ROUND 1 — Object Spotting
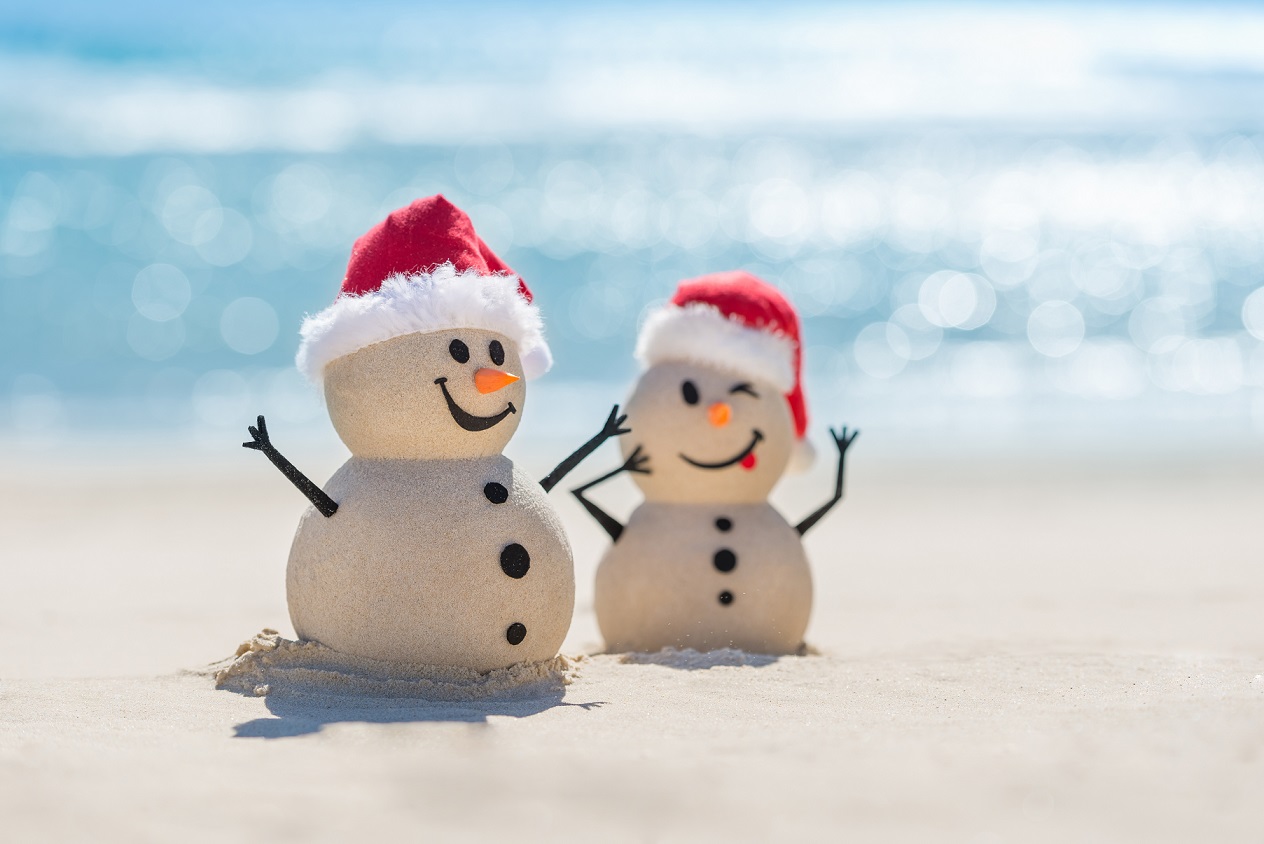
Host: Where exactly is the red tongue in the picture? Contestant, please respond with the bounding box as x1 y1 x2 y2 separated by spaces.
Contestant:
740 452 757 471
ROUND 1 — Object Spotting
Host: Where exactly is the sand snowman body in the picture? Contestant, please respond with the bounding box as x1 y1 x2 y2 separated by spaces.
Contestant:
251 196 606 673
582 358 815 655
288 455 574 672
595 501 810 653
580 274 853 656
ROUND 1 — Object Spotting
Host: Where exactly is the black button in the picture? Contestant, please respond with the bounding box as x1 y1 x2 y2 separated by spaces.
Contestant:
713 549 737 573
715 517 732 532
506 622 526 645
484 482 509 504
718 591 734 606
500 543 530 579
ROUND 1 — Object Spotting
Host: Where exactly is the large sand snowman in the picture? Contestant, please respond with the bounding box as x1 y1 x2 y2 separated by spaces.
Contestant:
575 272 858 655
244 196 627 672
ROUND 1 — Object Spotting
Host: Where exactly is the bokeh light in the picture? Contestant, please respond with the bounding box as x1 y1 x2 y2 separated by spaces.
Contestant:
1027 301 1086 358
1244 287 1264 341
2 3 1263 446
220 297 279 355
131 264 192 322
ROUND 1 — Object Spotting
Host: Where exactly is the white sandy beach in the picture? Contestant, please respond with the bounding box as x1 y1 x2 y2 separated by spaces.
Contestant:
2 444 1262 842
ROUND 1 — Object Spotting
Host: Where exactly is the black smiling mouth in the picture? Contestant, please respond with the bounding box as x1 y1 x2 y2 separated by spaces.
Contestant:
679 429 763 470
434 377 516 432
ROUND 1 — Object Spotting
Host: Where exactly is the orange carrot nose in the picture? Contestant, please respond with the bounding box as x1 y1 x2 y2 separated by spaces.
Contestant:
708 402 732 428
474 368 521 394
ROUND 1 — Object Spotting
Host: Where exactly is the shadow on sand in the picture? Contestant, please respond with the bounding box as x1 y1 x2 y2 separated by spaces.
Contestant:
234 682 604 738
216 631 602 738
616 645 814 671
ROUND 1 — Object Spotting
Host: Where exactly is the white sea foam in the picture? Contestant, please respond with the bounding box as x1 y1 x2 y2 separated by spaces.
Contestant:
3 6 1264 154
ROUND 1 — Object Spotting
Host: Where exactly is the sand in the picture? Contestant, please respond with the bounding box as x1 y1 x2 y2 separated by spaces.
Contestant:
211 629 581 700
1 443 1262 842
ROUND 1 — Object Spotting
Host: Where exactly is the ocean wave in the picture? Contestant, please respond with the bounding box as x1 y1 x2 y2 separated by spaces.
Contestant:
3 5 1264 155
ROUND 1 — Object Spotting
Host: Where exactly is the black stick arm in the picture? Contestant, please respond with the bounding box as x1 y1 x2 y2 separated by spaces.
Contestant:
261 448 340 518
539 404 631 493
795 427 858 537
568 445 652 543
243 415 339 518
571 469 628 542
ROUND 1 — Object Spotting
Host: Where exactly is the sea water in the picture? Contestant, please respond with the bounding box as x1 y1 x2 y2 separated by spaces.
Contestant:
2 2 1262 456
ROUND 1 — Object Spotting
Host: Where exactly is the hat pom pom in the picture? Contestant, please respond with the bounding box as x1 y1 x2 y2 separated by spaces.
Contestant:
787 437 816 474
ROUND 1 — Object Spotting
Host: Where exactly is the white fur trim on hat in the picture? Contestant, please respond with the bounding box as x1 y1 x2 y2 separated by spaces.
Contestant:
296 264 552 384
786 436 816 473
635 303 796 393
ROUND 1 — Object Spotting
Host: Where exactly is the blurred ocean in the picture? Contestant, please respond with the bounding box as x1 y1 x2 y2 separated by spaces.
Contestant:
2 1 1263 456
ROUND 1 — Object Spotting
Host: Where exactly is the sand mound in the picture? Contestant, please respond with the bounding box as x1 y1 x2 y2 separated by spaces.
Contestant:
208 629 583 700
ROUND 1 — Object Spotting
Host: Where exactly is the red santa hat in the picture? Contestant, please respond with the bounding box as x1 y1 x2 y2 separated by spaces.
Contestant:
296 195 551 383
636 270 814 470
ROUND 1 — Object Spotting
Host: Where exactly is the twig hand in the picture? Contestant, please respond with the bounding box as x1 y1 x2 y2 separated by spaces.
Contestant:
831 426 859 456
795 426 859 537
622 444 652 475
243 415 273 452
600 404 632 439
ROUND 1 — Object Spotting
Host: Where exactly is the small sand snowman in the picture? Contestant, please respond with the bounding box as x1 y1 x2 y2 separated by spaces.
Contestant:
573 272 858 655
244 196 627 672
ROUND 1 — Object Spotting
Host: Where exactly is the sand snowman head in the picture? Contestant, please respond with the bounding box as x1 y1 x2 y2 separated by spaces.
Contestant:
295 196 551 460
624 271 813 504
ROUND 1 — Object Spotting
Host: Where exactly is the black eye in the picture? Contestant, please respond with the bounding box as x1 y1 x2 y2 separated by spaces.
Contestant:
449 339 470 363
681 380 699 405
489 340 505 366
730 383 758 398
